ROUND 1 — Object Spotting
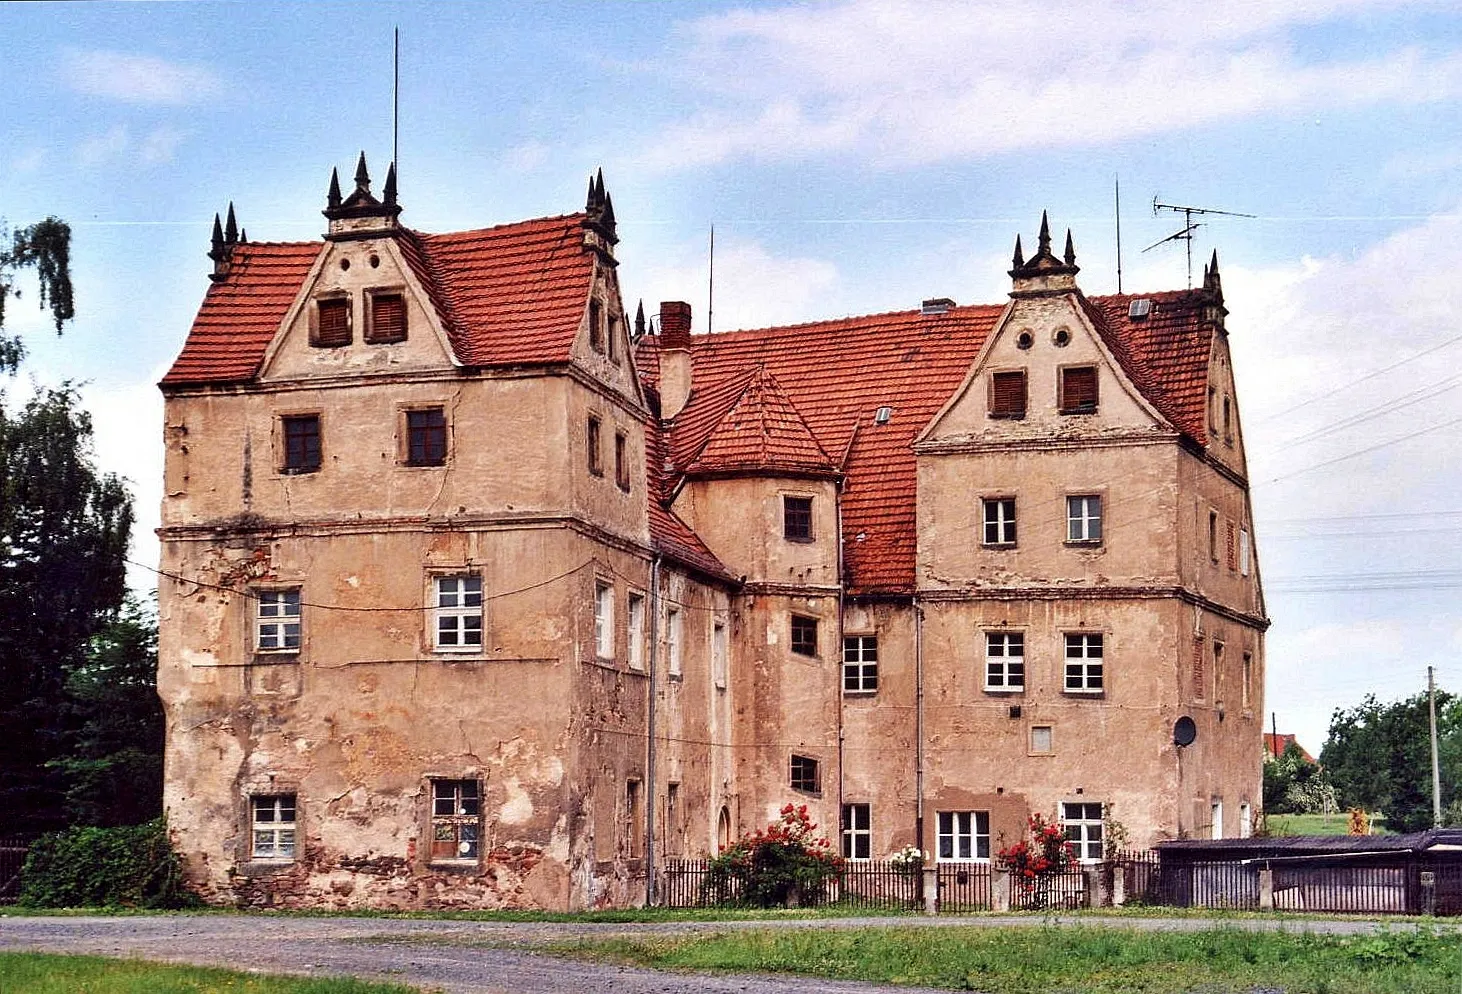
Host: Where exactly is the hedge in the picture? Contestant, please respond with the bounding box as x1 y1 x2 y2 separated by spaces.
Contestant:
18 818 193 908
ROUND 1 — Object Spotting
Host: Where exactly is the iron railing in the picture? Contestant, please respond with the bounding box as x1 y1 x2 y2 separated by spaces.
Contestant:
0 835 34 905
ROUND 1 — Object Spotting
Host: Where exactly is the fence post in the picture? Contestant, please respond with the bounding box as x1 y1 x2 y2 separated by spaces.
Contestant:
991 867 1011 912
1085 864 1109 908
1257 866 1274 911
1112 861 1127 906
921 863 938 915
1421 870 1436 916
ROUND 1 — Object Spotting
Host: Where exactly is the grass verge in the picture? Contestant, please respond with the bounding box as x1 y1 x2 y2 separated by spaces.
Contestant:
0 952 421 994
551 923 1462 993
0 902 915 922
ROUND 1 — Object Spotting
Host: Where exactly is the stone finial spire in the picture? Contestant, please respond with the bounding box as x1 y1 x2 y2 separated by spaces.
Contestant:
582 166 619 256
383 162 398 207
224 202 238 245
209 213 224 259
207 206 240 283
1008 211 1079 294
1202 249 1227 327
323 151 401 239
634 299 646 339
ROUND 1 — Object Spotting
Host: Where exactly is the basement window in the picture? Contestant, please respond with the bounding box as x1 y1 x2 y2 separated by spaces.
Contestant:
431 779 481 861
313 297 351 348
1059 366 1098 414
366 291 407 344
790 754 820 793
251 794 297 860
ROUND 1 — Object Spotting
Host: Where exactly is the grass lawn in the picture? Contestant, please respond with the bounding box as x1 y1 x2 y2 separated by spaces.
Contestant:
0 952 422 994
554 924 1462 993
1267 812 1392 836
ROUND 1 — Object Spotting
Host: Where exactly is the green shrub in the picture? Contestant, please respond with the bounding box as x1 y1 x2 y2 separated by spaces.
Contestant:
705 804 843 907
18 818 194 908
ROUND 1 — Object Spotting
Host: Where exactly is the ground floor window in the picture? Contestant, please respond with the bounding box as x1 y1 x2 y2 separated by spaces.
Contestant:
431 779 481 860
841 803 871 860
251 794 296 860
936 810 989 860
1061 801 1104 861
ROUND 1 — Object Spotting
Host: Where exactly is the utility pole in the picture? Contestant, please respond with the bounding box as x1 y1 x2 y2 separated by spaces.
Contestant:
1429 666 1442 828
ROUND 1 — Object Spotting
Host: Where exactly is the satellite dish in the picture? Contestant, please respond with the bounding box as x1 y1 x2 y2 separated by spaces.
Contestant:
1174 716 1197 747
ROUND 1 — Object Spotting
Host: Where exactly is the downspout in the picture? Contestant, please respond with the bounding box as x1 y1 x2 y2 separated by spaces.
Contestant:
914 596 925 854
835 475 846 844
644 552 661 905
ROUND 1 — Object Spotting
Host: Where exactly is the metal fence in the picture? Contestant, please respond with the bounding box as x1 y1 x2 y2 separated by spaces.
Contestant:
659 858 925 911
1008 865 1089 910
0 836 33 905
935 861 992 912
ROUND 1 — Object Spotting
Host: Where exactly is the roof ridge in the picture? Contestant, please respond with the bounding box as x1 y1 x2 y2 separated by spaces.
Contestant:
411 212 586 242
685 302 1001 341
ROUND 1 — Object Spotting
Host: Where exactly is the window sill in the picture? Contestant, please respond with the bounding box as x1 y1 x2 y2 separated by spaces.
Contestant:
252 651 300 663
428 859 481 873
239 858 297 875
1063 688 1106 698
279 467 321 477
667 671 683 682
433 647 487 657
843 689 878 698
981 543 1017 550
983 686 1024 695
988 411 1026 420
1064 540 1102 549
400 462 448 470
784 535 815 544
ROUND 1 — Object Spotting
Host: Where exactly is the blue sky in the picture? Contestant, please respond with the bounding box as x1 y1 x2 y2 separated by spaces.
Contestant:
4 0 1462 757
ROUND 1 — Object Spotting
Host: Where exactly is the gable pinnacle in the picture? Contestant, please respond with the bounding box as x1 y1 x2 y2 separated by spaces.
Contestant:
595 168 606 203
383 162 398 207
585 175 599 212
354 151 371 193
327 167 342 210
224 203 238 245
634 299 646 338
1037 210 1052 253
1063 229 1076 267
209 213 224 258
1012 234 1024 268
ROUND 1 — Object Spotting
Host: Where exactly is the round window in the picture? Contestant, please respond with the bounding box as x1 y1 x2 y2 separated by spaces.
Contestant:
1053 328 1071 347
338 257 351 271
1016 331 1034 350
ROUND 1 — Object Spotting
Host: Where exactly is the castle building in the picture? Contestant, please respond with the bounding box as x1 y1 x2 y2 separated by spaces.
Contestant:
158 159 1266 909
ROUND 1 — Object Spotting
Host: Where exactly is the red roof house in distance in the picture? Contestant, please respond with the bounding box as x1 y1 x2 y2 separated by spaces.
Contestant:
157 162 1269 912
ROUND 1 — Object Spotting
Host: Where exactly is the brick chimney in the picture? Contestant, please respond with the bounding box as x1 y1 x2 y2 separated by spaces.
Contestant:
659 301 693 419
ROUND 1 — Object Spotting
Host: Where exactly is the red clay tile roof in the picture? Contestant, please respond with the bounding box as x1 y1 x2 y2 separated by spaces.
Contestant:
676 365 836 478
1264 732 1317 764
644 405 734 581
161 215 594 386
639 289 1217 595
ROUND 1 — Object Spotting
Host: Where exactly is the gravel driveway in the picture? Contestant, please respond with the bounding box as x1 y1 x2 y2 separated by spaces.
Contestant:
0 912 1443 994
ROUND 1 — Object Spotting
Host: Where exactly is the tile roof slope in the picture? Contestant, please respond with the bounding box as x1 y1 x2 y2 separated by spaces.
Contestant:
161 214 594 386
642 291 1216 595
643 407 734 581
161 242 320 386
681 366 837 477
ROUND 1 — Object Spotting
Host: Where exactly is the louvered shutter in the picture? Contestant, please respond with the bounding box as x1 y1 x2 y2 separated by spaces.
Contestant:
1061 366 1098 412
368 294 407 343
990 371 1027 417
315 298 351 347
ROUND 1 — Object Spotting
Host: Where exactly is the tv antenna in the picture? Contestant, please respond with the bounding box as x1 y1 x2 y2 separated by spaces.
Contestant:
1144 198 1255 288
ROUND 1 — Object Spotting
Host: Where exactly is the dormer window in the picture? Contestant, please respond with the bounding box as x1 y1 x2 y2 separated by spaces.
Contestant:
313 297 351 348
366 292 407 344
990 371 1027 419
1060 366 1098 414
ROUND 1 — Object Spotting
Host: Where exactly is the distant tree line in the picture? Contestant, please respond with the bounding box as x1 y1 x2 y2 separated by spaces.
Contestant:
0 217 162 835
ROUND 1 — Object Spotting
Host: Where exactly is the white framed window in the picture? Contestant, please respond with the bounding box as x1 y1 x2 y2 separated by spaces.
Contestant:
627 593 646 671
1239 528 1251 576
594 580 614 659
1064 632 1104 693
842 635 878 693
936 810 990 861
434 574 483 652
841 803 871 860
251 794 296 860
1211 799 1224 840
1061 801 1103 861
256 589 301 653
985 632 1024 691
1066 495 1102 544
982 498 1016 546
712 619 728 689
431 779 481 861
666 606 682 677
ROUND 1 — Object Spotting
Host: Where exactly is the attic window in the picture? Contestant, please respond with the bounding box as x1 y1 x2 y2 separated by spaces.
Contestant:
366 292 407 344
1059 366 1098 414
1128 298 1152 320
314 297 351 348
989 371 1027 419
874 406 893 425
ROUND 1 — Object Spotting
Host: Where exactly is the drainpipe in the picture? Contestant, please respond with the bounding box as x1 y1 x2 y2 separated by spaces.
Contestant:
835 477 846 847
644 552 661 905
914 596 926 854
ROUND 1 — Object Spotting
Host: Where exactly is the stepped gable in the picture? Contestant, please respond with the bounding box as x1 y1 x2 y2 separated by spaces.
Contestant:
1094 289 1215 445
674 365 836 478
162 242 320 386
161 213 595 387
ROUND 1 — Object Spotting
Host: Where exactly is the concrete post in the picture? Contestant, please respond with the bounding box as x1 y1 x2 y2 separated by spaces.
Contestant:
1258 867 1274 910
922 864 938 916
1421 870 1436 916
1112 863 1127 906
1085 864 1110 908
991 867 1011 912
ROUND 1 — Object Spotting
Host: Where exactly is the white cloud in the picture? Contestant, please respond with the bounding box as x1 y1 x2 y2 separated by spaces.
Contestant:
505 141 551 172
61 48 221 105
79 125 131 167
139 126 186 164
638 0 1462 170
12 147 45 174
632 237 841 332
75 124 187 167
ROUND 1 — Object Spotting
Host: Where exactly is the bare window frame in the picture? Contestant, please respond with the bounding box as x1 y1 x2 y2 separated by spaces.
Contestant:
790 614 819 657
783 495 814 542
790 754 820 793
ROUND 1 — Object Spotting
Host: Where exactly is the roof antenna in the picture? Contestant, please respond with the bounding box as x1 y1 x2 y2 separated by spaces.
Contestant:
707 223 715 336
392 26 400 175
1114 175 1123 295
1146 198 1254 288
